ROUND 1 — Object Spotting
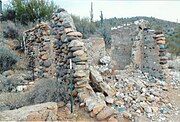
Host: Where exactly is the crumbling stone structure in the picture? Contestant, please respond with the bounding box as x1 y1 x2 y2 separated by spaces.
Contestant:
24 9 115 120
111 25 137 69
111 20 169 80
50 8 91 98
24 23 55 79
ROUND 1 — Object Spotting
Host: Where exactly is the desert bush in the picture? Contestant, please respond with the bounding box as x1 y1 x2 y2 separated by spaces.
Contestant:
100 25 111 48
8 0 57 24
23 78 69 106
72 15 96 39
3 21 19 39
0 46 18 73
0 77 70 110
0 92 23 111
0 74 23 92
1 9 16 22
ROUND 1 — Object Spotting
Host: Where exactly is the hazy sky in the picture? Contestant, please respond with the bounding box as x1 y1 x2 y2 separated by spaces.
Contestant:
54 0 180 22
2 0 180 22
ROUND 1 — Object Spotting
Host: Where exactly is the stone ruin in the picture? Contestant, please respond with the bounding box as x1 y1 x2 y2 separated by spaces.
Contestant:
24 22 55 79
23 9 170 121
24 8 115 120
111 19 169 80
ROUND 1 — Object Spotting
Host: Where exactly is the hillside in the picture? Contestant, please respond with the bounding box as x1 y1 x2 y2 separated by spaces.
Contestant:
98 16 179 31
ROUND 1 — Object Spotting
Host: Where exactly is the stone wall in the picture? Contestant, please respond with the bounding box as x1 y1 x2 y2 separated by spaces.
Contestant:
24 22 55 79
111 21 169 80
111 25 137 69
24 8 116 120
83 37 106 65
50 8 90 98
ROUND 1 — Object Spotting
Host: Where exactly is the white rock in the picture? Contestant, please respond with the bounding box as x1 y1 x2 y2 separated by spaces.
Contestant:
16 85 27 92
100 56 111 64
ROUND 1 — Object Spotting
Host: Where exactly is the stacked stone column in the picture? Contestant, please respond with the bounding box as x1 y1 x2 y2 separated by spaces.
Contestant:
154 32 169 80
24 22 54 79
50 9 91 99
50 9 115 120
24 28 36 80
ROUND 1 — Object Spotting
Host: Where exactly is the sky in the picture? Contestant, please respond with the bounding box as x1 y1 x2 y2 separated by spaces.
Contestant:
54 0 180 23
2 0 180 22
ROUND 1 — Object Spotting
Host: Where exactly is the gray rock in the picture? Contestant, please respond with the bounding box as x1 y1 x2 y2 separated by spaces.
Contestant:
43 60 52 67
2 70 14 77
22 74 33 80
96 106 115 120
105 96 114 104
100 56 111 64
90 66 103 83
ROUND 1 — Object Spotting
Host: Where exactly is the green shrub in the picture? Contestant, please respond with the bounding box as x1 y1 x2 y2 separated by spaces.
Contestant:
166 26 180 55
8 0 57 24
3 21 19 39
0 46 18 73
0 92 23 111
23 78 69 106
72 15 96 39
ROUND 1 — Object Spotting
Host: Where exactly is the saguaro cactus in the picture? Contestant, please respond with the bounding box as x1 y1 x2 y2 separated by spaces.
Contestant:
90 2 93 23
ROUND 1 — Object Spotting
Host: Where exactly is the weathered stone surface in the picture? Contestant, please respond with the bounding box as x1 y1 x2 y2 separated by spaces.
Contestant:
67 32 82 37
43 60 52 67
64 28 73 34
41 54 48 60
100 56 111 64
123 112 132 119
92 103 106 115
90 66 103 83
68 39 84 48
105 96 114 104
78 54 88 61
2 70 14 77
0 102 58 121
108 116 118 122
96 106 115 120
73 50 84 56
99 82 116 96
74 70 86 78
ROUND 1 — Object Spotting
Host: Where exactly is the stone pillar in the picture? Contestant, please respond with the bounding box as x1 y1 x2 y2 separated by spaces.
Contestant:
50 9 91 99
140 29 163 79
24 22 54 79
154 31 169 80
24 28 36 80
50 8 115 120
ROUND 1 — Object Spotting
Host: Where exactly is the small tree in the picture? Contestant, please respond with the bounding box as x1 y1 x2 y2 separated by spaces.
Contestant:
8 0 57 24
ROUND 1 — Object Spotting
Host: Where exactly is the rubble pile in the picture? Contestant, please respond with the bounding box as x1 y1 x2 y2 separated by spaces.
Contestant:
90 66 178 121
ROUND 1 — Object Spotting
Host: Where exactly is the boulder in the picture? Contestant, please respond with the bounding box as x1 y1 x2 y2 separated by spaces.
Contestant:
90 66 103 83
2 70 14 77
92 103 106 115
96 106 115 120
0 102 58 121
